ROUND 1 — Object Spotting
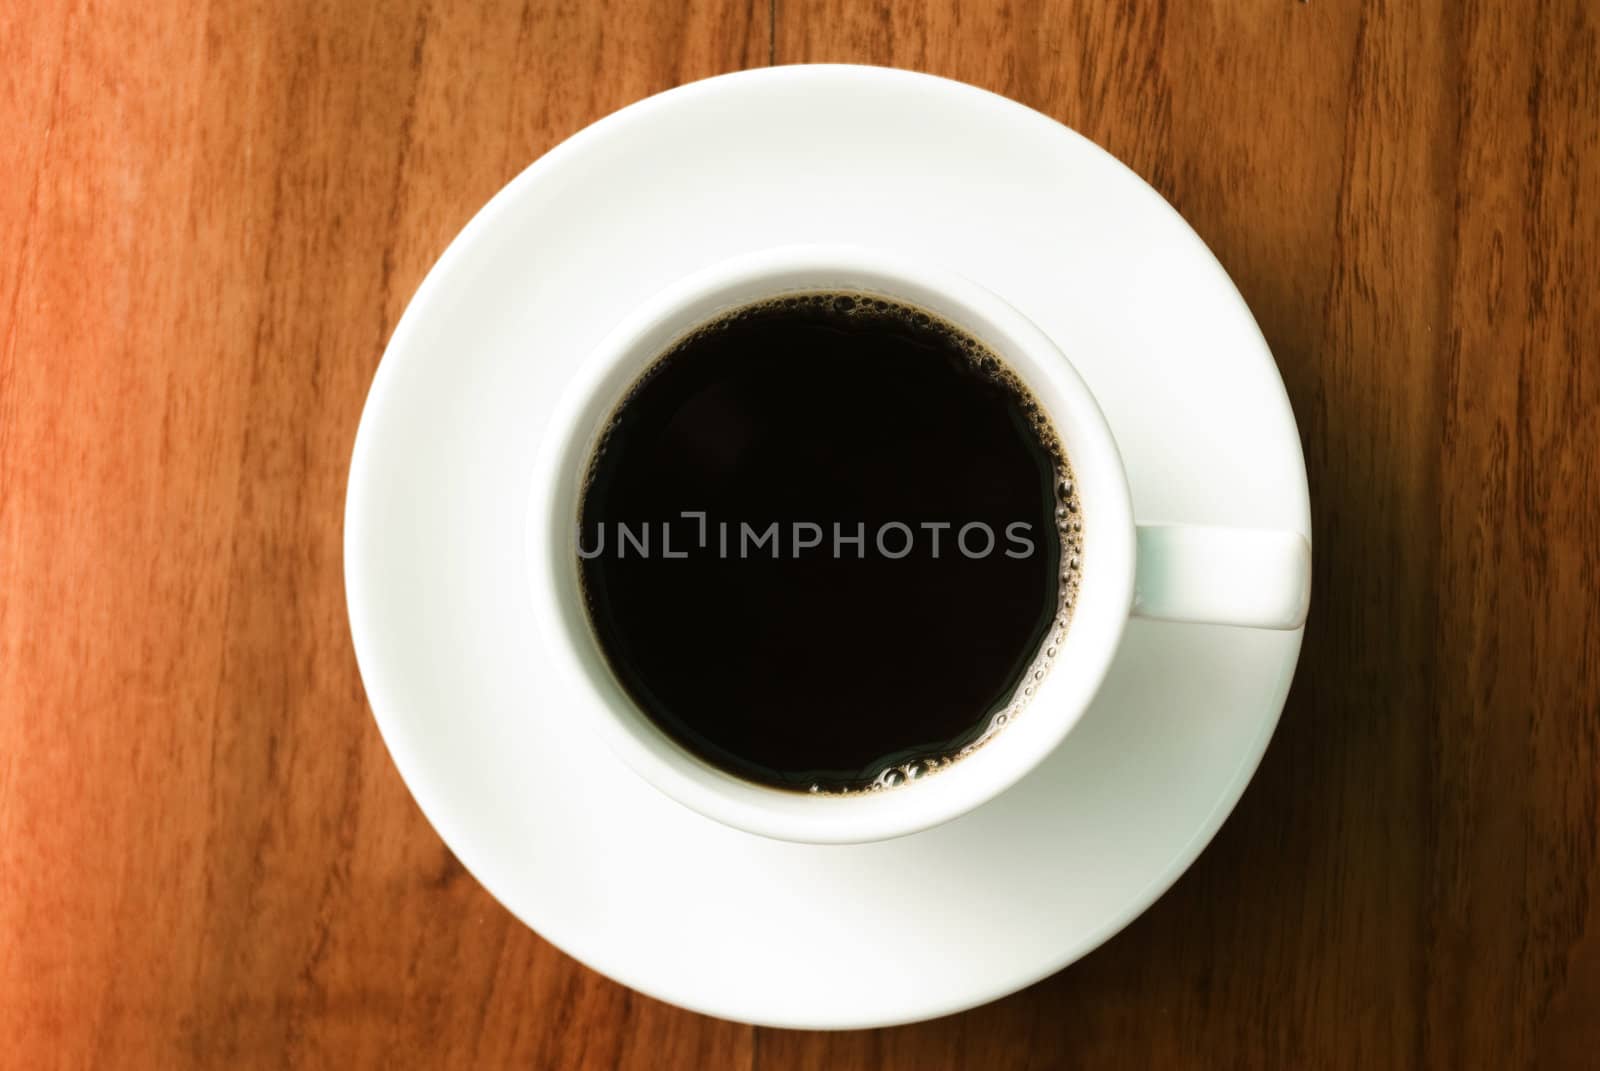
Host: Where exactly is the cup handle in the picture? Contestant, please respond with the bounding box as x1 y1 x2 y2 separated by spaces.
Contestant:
1132 525 1312 630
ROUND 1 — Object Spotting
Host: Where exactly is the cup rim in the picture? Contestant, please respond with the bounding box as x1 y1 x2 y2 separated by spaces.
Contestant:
525 244 1136 843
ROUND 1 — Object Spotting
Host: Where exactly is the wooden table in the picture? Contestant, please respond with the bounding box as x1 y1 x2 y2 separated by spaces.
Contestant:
5 2 1599 1066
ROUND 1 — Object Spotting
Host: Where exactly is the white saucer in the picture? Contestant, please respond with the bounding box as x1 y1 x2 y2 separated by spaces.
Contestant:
346 65 1310 1029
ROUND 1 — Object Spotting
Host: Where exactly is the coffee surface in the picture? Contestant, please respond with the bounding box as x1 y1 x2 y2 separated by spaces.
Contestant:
577 292 1079 792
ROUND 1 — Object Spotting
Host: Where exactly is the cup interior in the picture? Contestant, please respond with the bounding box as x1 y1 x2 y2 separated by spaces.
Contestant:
526 245 1136 843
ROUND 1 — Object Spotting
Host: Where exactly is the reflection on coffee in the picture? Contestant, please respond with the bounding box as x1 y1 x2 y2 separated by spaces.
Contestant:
576 292 1082 793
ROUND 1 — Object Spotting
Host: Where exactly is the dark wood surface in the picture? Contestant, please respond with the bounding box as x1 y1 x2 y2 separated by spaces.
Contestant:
4 1 1598 1067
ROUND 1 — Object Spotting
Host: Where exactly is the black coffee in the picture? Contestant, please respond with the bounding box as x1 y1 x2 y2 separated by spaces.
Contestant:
577 292 1081 793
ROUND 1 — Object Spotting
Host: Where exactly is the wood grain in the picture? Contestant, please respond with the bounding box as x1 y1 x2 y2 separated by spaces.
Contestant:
2 1 1597 1067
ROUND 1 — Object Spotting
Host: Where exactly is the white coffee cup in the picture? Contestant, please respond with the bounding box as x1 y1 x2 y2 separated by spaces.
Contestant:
525 245 1310 845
